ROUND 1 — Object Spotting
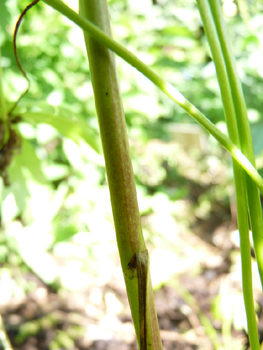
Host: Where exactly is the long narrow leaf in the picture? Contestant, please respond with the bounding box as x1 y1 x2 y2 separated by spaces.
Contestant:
41 0 263 194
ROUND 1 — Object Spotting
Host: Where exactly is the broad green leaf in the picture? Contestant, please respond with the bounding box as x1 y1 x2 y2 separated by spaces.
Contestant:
21 111 101 154
6 153 30 212
52 224 79 246
4 138 47 212
19 139 48 184
157 25 193 37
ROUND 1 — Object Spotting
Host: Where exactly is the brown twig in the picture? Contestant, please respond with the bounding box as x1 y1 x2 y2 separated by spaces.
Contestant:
9 0 40 115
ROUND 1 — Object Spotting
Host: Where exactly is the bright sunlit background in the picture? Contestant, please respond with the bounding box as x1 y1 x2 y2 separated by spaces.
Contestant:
1 0 263 349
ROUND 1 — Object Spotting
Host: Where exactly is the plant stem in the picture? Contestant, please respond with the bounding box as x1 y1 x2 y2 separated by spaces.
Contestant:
0 314 14 350
0 48 9 147
78 0 162 348
208 0 263 290
78 0 144 272
232 162 259 350
197 1 260 349
41 0 263 194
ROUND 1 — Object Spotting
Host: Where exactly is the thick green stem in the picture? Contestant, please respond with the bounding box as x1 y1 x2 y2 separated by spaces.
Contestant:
79 0 144 271
78 0 162 348
41 0 263 194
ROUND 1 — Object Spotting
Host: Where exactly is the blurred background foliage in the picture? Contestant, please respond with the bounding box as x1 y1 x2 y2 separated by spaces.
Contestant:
1 0 263 349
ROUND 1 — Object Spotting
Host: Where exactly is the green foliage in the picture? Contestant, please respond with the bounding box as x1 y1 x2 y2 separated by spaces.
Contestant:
0 1 11 44
14 312 84 348
1 1 263 348
16 320 41 344
0 0 260 282
21 106 101 153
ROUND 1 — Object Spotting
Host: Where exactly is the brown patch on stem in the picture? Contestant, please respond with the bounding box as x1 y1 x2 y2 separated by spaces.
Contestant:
0 117 22 186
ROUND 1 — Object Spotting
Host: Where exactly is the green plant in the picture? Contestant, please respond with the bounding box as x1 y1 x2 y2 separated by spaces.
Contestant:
1 1 263 349
36 1 262 348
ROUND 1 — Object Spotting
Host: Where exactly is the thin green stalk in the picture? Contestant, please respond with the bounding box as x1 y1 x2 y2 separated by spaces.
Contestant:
78 0 162 348
40 0 263 194
232 162 259 350
0 314 13 350
197 1 260 349
209 0 263 291
0 48 9 147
